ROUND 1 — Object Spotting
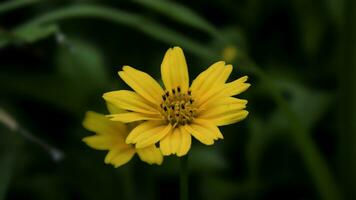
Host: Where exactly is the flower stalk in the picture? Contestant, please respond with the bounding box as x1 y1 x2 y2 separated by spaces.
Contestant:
180 155 188 200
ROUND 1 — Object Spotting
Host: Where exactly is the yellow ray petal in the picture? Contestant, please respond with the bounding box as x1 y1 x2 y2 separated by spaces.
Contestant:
82 135 119 150
126 121 165 144
159 133 172 156
190 62 233 107
161 47 189 92
177 126 191 157
82 111 127 136
106 101 125 114
200 96 248 110
194 119 223 139
108 112 162 123
104 146 136 168
136 145 163 165
135 124 172 148
160 127 191 157
224 76 250 96
159 128 178 156
103 90 159 114
197 77 250 109
119 66 164 104
196 65 232 105
190 61 225 95
199 97 247 118
201 110 249 126
183 123 216 145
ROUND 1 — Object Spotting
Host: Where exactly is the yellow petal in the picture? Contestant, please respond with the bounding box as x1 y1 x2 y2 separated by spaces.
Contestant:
104 146 136 168
201 110 249 126
82 111 127 136
200 96 247 110
190 62 233 107
160 127 191 157
126 121 164 144
194 119 223 139
82 135 118 150
183 123 216 145
161 47 189 92
190 61 225 96
118 66 164 104
177 126 191 156
135 124 172 148
103 90 159 114
108 112 162 123
197 65 232 104
106 101 125 114
159 128 178 156
224 76 250 96
159 133 172 156
199 97 247 118
197 77 249 109
136 145 163 165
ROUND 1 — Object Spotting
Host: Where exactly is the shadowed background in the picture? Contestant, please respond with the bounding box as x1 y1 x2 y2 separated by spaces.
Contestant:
1 0 355 199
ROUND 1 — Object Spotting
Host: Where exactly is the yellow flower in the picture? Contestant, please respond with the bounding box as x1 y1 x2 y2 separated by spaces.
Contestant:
104 46 250 157
82 108 163 167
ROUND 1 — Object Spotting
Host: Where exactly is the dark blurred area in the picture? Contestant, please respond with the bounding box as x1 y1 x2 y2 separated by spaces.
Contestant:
0 0 355 200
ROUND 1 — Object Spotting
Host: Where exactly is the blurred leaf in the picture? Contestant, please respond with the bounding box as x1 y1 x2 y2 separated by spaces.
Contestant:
201 177 259 200
0 147 15 200
0 127 22 200
189 146 227 173
325 0 344 25
14 24 59 43
275 78 333 130
0 74 90 113
292 1 326 58
0 24 59 48
133 0 220 37
0 0 39 14
55 38 110 87
17 5 216 58
0 37 111 113
0 32 11 48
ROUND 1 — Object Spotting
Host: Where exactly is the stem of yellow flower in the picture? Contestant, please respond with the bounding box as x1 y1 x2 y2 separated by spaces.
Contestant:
180 155 188 200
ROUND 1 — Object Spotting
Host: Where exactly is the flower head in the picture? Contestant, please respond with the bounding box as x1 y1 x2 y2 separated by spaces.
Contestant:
104 47 250 157
82 105 163 167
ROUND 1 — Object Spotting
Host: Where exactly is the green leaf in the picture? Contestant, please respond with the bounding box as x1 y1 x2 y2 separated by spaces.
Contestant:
16 5 216 58
275 78 333 130
14 24 59 43
0 24 59 48
55 38 109 87
133 0 219 38
0 0 39 14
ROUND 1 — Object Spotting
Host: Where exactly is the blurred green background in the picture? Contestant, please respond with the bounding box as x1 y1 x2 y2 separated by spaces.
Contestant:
1 0 355 199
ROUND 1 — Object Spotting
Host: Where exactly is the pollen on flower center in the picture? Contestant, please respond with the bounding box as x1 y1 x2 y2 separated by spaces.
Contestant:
160 87 196 126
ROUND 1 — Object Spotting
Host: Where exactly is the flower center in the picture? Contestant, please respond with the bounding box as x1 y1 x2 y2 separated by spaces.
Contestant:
160 87 196 126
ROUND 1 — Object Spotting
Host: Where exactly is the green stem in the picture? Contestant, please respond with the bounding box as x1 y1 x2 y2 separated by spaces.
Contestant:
180 155 188 200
